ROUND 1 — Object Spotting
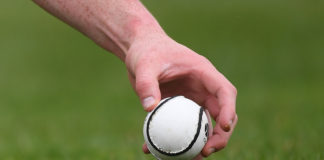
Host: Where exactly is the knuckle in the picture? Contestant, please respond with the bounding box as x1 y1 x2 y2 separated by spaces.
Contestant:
136 79 151 92
218 139 228 149
232 86 238 95
198 55 209 62
201 57 214 68
223 84 237 96
193 54 212 67
228 84 237 95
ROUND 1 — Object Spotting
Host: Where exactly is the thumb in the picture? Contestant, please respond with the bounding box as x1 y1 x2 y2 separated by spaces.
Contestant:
135 68 161 112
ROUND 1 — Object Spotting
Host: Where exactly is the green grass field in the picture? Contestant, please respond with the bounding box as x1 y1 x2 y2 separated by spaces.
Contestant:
1 0 323 159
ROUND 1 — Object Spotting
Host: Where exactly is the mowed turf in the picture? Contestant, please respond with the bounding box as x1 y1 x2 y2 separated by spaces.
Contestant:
0 0 323 159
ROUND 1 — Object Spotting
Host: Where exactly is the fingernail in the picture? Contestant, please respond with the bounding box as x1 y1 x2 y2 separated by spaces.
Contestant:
142 96 155 110
207 148 216 156
224 120 233 132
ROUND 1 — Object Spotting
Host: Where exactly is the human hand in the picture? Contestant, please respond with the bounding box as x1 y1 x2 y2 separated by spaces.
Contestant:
125 33 238 158
32 0 236 157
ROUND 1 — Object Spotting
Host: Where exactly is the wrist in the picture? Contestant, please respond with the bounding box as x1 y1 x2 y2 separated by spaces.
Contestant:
102 17 166 62
97 1 165 61
121 15 166 59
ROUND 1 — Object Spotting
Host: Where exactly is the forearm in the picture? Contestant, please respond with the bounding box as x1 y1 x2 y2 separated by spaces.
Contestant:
33 0 165 60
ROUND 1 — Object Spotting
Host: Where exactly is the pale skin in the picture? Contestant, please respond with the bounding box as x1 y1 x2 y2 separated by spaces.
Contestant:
33 0 238 158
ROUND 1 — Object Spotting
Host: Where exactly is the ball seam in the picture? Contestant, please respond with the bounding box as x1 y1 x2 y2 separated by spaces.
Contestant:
146 96 204 156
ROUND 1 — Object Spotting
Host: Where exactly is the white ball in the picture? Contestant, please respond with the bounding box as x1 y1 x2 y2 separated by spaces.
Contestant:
143 96 209 160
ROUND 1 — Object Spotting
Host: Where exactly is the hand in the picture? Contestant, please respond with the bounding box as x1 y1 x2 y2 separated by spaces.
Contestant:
125 33 238 158
32 0 237 158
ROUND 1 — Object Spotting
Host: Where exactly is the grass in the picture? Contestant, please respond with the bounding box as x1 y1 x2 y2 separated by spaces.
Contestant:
0 0 323 159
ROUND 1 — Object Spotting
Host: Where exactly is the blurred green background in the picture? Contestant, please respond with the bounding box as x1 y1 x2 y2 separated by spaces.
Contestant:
1 0 323 159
